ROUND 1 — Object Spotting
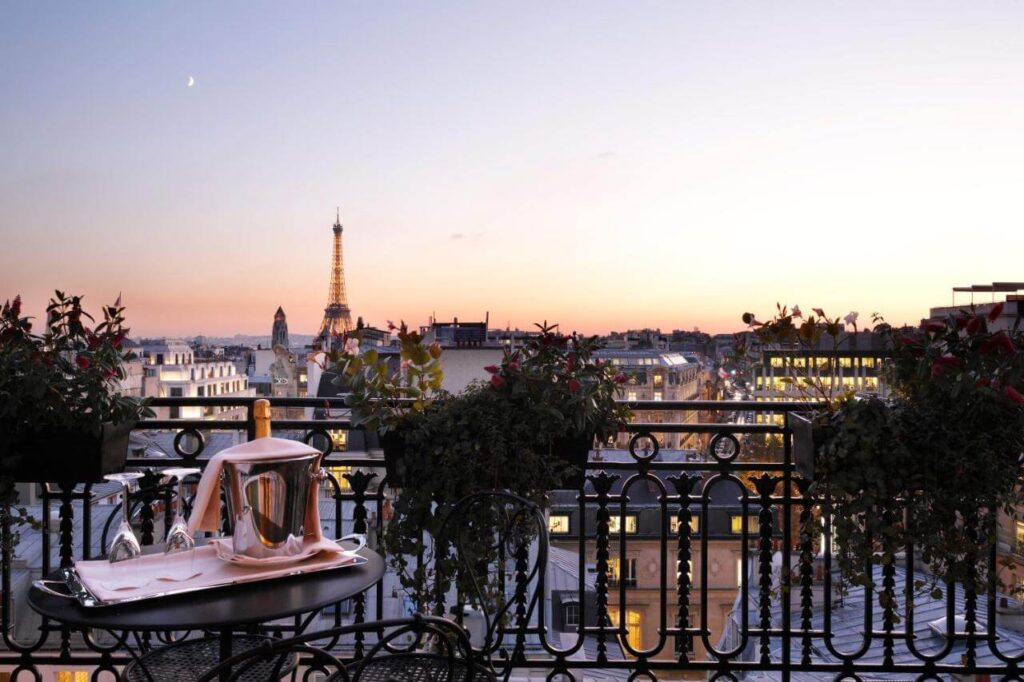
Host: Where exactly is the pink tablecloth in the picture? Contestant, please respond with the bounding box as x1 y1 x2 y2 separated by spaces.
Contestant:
74 542 358 604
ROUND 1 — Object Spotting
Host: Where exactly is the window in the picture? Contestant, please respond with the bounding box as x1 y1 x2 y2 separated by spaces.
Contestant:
326 466 353 493
653 391 663 401
607 514 637 534
736 557 745 588
1015 521 1024 554
627 391 638 402
563 601 580 627
670 516 699 534
607 557 637 587
653 374 663 387
730 515 760 534
56 673 89 682
548 514 570 535
606 607 642 650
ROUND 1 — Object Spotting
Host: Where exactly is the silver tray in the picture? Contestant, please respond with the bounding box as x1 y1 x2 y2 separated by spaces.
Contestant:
33 536 368 608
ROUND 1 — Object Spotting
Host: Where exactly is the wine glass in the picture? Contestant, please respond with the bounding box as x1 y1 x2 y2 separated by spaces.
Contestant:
104 471 145 563
162 467 200 554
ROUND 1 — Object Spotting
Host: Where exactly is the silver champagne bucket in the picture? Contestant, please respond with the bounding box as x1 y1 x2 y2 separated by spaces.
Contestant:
223 452 322 559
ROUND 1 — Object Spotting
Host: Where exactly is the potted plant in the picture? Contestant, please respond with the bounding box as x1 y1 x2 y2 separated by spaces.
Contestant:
337 320 631 609
0 292 153 544
325 322 444 485
790 304 1024 604
740 305 862 479
482 322 632 488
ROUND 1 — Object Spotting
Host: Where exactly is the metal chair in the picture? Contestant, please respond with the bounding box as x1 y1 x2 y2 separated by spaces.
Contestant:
195 615 484 682
427 490 548 679
123 634 299 682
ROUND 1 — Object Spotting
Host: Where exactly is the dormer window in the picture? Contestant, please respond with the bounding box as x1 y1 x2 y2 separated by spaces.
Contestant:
563 601 580 628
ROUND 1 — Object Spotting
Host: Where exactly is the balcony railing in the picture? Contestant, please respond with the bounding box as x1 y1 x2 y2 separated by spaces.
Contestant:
2 396 1022 680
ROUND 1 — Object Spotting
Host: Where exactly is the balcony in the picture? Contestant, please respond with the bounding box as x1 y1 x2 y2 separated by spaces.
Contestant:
3 396 1022 680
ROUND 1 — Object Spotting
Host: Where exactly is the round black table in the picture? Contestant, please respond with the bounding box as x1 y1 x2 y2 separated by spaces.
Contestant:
29 547 384 680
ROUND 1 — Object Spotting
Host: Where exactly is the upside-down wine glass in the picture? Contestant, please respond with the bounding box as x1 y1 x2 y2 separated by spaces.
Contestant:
162 467 200 554
104 471 145 563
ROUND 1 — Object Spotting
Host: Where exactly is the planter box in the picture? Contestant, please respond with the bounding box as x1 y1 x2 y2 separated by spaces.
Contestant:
550 432 593 490
382 428 592 490
2 421 135 484
380 429 407 487
788 412 820 482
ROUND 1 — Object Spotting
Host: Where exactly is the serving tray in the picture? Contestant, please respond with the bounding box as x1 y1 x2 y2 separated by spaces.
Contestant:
34 537 368 608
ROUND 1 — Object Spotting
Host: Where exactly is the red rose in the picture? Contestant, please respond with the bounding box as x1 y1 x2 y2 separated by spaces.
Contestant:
76 355 91 369
568 378 582 393
484 365 499 374
490 374 506 388
566 356 577 372
614 373 629 384
1005 386 1024 406
966 316 983 335
925 321 945 334
87 334 101 349
988 302 1005 322
104 369 116 380
976 377 992 388
955 315 968 330
111 333 124 348
930 363 945 378
508 361 520 371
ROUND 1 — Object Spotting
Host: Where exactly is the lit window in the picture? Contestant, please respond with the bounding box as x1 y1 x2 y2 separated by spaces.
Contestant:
607 515 637 534
670 516 699 534
1016 522 1024 552
607 557 637 587
549 514 570 535
326 466 353 493
56 673 89 682
328 429 348 450
563 601 580 627
730 515 761 534
653 374 663 387
737 557 745 588
607 607 643 650
653 391 663 401
627 391 638 402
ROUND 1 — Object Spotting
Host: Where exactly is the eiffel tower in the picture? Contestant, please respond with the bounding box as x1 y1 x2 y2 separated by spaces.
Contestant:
314 210 354 350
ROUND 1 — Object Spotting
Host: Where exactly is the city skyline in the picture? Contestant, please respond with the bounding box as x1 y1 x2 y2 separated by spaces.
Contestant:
4 2 1024 336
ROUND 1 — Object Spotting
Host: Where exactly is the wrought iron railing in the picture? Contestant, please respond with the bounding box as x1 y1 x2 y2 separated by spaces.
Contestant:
2 396 1022 680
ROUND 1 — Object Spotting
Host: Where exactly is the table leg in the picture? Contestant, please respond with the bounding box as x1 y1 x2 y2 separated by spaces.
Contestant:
219 629 233 682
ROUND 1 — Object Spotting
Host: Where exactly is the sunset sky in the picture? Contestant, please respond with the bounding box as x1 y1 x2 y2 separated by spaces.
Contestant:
2 3 1023 338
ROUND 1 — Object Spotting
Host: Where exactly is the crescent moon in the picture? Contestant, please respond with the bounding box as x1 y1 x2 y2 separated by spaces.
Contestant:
187 76 195 87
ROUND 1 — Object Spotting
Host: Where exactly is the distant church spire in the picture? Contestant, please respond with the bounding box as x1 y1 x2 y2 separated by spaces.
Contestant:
314 210 354 349
272 306 289 349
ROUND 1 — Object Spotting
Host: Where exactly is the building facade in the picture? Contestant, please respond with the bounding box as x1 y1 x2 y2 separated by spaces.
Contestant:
140 340 255 420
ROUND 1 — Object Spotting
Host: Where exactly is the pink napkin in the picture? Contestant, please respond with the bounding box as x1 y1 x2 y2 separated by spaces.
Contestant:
75 544 360 603
187 437 325 544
